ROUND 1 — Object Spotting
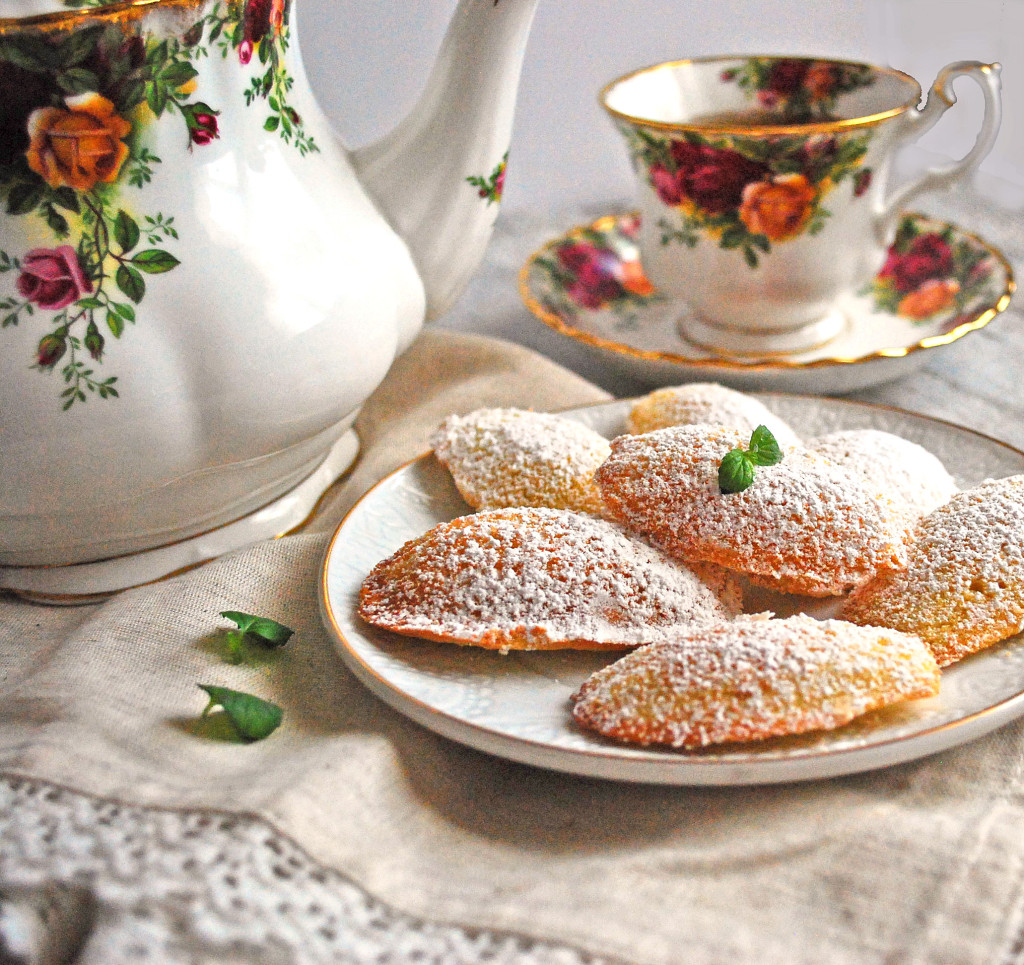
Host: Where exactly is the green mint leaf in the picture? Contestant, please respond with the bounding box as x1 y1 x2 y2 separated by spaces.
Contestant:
220 610 294 648
747 425 783 467
198 684 282 742
718 448 755 494
223 630 247 665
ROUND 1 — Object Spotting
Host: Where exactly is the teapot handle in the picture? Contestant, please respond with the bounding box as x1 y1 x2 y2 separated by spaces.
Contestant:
875 61 1002 242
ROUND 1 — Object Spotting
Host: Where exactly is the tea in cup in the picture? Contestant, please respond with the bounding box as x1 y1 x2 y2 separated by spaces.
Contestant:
602 55 1002 355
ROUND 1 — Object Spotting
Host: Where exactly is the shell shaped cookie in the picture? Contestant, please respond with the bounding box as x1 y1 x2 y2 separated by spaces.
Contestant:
840 475 1024 667
628 382 800 448
595 424 911 596
807 429 958 522
359 507 737 651
571 615 940 748
431 408 610 514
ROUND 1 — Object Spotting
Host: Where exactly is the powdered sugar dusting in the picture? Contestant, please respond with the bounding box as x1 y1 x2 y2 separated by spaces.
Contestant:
628 382 801 448
359 507 735 651
571 615 940 748
841 474 1024 666
596 424 911 596
807 429 958 522
431 408 610 514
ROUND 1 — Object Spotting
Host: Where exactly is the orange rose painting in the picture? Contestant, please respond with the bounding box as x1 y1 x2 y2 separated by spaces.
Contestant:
897 279 960 320
26 93 131 191
804 62 838 102
739 174 817 241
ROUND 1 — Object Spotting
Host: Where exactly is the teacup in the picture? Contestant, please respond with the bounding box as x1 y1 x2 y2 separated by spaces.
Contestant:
602 55 1002 356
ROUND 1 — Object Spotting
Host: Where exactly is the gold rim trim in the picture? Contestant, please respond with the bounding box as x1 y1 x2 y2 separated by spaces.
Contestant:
320 399 1024 773
517 212 1016 374
600 54 923 136
0 0 204 32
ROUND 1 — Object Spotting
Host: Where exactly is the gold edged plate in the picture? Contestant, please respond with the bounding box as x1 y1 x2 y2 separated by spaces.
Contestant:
320 394 1024 786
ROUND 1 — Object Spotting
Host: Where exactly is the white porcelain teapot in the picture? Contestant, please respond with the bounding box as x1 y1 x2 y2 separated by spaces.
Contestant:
0 0 540 592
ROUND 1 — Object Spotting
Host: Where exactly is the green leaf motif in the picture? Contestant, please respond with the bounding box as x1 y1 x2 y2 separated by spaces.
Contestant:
57 67 101 94
132 249 180 274
45 207 70 237
106 310 125 338
6 182 43 217
160 61 199 87
146 80 169 117
52 187 81 214
114 210 140 253
198 684 283 742
116 263 146 303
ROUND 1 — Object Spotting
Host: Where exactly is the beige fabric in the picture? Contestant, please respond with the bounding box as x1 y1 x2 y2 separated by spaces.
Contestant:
2 329 1024 965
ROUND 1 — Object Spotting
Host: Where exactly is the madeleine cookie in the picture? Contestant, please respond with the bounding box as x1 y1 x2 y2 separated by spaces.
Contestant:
595 424 910 596
807 429 957 521
359 507 737 651
840 475 1024 667
431 407 609 514
628 382 800 448
571 615 940 748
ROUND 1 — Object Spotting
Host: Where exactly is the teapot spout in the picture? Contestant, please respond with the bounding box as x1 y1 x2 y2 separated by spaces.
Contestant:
350 0 540 321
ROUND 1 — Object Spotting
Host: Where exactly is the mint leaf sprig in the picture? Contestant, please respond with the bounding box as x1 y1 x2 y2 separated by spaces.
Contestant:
718 425 784 494
220 610 293 664
198 684 283 743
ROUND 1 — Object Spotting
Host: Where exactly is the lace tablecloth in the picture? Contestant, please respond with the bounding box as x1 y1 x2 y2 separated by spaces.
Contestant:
2 187 1024 965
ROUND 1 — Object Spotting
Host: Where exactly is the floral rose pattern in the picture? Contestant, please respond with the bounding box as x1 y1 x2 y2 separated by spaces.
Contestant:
527 214 1006 346
26 93 131 191
625 123 874 267
466 150 508 206
1 0 317 410
17 246 93 311
532 214 659 328
738 173 816 241
720 58 876 122
867 215 998 322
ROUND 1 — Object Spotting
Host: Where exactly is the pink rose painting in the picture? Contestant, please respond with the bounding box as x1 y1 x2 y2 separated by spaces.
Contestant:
16 246 92 311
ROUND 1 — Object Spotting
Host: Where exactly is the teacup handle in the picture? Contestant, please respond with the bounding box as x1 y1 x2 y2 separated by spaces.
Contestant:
875 61 1002 242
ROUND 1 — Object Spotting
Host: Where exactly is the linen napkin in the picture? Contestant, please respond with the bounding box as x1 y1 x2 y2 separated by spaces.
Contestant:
2 329 1024 965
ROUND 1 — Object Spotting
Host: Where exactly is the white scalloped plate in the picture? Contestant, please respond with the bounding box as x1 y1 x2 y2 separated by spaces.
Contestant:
320 395 1024 784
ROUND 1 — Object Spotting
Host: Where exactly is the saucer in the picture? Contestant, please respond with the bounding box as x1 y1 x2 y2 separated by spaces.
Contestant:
519 212 1014 394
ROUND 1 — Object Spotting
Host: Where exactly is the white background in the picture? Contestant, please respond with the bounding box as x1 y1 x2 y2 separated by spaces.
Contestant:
298 0 1023 214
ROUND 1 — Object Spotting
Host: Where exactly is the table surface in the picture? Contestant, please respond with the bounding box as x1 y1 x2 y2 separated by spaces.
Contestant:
440 187 1024 452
